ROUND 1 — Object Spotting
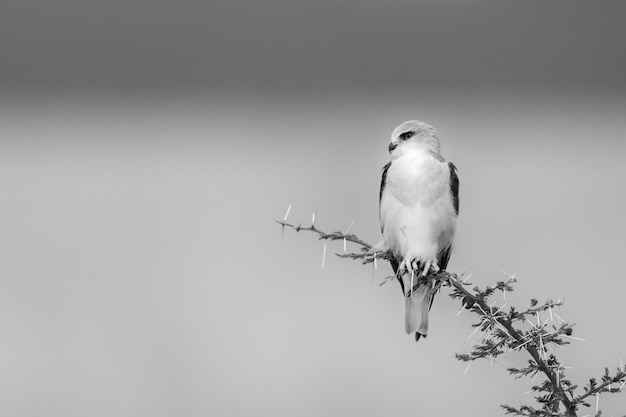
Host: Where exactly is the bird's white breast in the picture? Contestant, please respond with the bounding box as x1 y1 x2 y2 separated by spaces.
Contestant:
380 149 457 261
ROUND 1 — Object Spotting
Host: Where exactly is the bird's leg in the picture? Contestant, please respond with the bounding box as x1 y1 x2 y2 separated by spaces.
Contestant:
399 258 416 297
399 258 414 276
419 258 441 277
398 258 406 274
429 259 440 275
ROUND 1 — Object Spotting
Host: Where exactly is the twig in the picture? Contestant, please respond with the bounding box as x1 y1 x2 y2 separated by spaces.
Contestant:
277 216 626 416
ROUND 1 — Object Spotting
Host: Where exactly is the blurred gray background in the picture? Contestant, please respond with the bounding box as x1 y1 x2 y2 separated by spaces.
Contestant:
1 1 625 416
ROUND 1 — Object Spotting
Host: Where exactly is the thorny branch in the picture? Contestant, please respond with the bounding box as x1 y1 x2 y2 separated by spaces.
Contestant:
277 220 375 252
277 216 626 417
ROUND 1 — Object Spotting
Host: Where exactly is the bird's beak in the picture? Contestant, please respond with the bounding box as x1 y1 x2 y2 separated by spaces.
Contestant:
388 142 398 153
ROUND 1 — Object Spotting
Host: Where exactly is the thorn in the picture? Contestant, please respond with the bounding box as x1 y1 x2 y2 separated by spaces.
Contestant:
474 328 489 344
548 305 553 322
503 287 506 301
493 321 513 339
311 211 316 226
410 269 414 297
595 392 599 415
536 311 541 327
461 273 473 283
373 254 378 270
464 360 473 375
282 204 292 222
499 269 516 280
562 334 587 342
539 334 547 361
514 337 533 351
322 241 327 270
476 303 488 316
281 204 291 237
490 357 511 368
525 318 537 329
466 325 482 341
456 304 465 317
494 302 508 315
553 313 567 324
346 218 356 234
341 219 355 253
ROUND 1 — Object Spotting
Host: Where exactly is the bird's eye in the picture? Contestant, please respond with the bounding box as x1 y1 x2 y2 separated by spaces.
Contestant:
399 131 414 141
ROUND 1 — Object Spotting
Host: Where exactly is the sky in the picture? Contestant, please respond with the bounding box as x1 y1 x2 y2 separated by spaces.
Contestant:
1 1 625 416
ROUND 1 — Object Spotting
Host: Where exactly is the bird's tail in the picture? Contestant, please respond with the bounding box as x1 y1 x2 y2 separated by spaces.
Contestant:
404 281 433 341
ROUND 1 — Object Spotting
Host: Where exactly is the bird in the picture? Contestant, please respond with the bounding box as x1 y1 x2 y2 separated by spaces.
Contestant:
379 120 459 341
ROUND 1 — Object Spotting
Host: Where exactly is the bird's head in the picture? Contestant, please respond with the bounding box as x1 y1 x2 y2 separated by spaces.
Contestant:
388 120 441 158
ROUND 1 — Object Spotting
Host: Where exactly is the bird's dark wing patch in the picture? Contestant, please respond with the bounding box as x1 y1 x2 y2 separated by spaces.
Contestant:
389 257 399 274
379 162 392 233
379 162 392 204
449 162 460 215
431 245 454 310
438 246 452 271
389 258 404 294
380 164 403 294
